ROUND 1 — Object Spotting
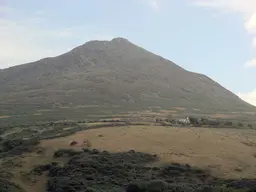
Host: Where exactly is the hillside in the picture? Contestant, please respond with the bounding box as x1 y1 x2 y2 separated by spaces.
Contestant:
0 37 255 115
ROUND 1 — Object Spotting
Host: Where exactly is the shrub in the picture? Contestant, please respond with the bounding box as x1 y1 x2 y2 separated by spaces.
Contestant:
237 123 243 127
44 149 256 192
146 180 169 191
47 177 88 192
53 149 82 158
188 116 200 125
32 164 56 175
90 149 100 154
126 183 141 192
160 121 172 126
227 179 256 189
1 139 23 151
199 118 220 127
0 138 39 157
0 178 24 192
0 170 14 179
224 121 233 127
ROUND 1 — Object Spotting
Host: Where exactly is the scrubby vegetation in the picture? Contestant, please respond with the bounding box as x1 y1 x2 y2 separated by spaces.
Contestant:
0 120 132 144
1 122 86 141
53 148 83 158
0 167 24 192
28 149 256 192
0 138 39 158
159 116 256 129
0 178 24 192
0 116 255 192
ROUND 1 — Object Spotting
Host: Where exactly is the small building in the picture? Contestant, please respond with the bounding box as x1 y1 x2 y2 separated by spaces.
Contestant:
178 117 190 125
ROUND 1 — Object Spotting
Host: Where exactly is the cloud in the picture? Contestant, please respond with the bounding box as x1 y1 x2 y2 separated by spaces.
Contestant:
194 0 256 15
253 37 256 46
245 12 256 32
194 1 256 33
244 59 256 68
149 0 160 11
194 0 256 68
142 0 160 11
238 90 256 106
195 1 256 103
0 7 113 69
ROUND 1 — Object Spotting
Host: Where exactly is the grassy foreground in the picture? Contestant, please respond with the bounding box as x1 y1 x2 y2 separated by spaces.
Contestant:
0 121 255 191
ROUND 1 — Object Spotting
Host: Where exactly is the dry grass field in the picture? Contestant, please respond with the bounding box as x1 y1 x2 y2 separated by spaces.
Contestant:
40 125 256 179
3 124 255 192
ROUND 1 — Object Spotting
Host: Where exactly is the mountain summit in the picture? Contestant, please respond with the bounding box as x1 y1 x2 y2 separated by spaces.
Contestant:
0 37 255 113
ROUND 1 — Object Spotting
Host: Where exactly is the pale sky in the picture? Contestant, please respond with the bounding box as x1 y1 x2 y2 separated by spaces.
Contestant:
0 0 256 106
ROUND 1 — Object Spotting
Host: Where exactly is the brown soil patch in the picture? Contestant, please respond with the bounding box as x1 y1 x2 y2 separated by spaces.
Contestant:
0 115 10 119
40 126 256 179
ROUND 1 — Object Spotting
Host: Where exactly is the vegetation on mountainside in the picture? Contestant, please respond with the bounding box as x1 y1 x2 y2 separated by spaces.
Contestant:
1 38 256 122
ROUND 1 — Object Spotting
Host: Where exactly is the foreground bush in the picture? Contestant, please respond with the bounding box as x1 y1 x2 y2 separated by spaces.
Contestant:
0 138 39 157
0 178 24 192
53 149 83 158
33 149 256 192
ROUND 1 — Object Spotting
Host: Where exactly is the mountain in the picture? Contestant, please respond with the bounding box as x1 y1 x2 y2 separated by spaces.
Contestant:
0 37 255 115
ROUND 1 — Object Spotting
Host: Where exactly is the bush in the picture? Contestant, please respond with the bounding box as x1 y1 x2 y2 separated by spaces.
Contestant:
146 180 169 191
47 177 88 192
188 116 200 125
126 183 141 192
32 164 56 175
53 149 82 158
227 179 256 189
0 138 39 157
44 149 256 192
0 178 24 192
0 170 14 179
199 118 220 127
237 123 243 127
160 121 172 126
224 121 233 127
1 139 23 151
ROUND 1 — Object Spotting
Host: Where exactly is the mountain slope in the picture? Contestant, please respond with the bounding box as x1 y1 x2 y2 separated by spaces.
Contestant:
0 37 255 113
